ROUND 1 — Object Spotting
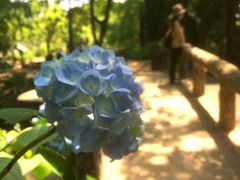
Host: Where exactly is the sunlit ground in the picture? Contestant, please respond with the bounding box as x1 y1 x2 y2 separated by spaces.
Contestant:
101 61 240 180
181 75 240 148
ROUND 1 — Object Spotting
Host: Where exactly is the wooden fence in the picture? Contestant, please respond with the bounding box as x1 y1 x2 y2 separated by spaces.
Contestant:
183 47 240 133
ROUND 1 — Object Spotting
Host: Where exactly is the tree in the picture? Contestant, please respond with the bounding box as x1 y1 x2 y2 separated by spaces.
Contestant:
89 0 113 46
106 0 142 49
0 0 31 56
35 1 67 54
224 0 238 62
189 0 225 54
67 0 74 52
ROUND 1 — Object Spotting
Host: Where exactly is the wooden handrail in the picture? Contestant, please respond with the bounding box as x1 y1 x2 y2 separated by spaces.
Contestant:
183 46 240 133
185 47 240 93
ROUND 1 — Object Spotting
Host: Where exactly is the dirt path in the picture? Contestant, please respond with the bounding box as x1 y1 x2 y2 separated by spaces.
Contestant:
101 61 240 180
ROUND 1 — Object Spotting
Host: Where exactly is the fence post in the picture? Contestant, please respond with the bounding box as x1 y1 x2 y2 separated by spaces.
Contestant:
219 83 235 133
192 62 205 97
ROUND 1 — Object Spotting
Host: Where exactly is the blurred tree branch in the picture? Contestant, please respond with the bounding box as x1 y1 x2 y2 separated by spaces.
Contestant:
89 0 113 46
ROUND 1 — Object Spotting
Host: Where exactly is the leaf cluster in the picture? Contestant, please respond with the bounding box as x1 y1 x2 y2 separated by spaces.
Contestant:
0 108 79 179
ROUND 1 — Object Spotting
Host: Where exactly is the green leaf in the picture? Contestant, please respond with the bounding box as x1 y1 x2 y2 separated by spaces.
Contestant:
18 154 43 175
38 146 66 176
0 152 22 180
0 130 8 150
31 162 52 180
32 116 48 126
9 125 54 153
0 108 39 124
86 175 97 180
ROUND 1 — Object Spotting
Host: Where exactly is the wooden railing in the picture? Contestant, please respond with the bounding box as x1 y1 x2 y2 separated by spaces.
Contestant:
183 47 240 133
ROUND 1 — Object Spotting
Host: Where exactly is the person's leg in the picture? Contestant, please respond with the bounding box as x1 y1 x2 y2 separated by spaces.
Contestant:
169 49 178 83
169 48 182 84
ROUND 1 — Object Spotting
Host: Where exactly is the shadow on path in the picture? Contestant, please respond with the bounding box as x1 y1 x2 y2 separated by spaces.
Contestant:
178 84 240 177
102 62 240 180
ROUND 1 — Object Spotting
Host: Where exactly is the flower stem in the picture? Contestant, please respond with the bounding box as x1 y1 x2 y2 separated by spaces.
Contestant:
0 126 56 179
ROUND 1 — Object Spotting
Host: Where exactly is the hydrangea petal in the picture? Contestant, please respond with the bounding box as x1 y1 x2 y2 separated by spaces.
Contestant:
52 80 77 104
112 57 126 66
79 70 102 96
34 62 55 86
80 128 109 152
87 45 104 53
129 112 144 138
102 130 132 160
54 63 82 85
62 48 81 61
61 107 92 126
44 100 61 123
109 88 133 113
111 74 134 89
128 138 140 152
56 119 79 139
95 115 113 129
115 64 132 76
74 89 94 106
111 112 132 135
111 64 134 89
77 50 92 63
34 75 52 87
130 82 143 96
35 83 53 98
72 135 81 153
95 94 116 118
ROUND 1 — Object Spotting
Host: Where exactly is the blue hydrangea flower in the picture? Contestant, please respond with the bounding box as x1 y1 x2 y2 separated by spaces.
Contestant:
34 45 144 160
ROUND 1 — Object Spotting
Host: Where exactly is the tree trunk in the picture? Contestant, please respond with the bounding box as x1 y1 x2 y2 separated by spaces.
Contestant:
68 7 74 52
90 0 98 44
139 6 146 47
89 0 112 46
46 37 50 54
142 0 162 43
224 0 237 63
98 0 112 45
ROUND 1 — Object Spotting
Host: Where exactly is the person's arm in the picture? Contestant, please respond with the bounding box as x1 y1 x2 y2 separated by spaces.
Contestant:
164 26 171 38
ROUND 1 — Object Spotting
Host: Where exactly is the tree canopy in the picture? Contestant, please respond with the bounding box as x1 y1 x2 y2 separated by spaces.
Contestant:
0 0 240 63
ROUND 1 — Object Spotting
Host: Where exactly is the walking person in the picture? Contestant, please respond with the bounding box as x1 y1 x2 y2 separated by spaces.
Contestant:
165 3 188 84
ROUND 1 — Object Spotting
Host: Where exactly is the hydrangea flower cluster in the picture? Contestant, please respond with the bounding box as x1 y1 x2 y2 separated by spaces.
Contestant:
34 45 144 160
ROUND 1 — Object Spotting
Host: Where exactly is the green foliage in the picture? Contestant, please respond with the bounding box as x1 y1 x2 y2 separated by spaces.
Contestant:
32 2 67 54
7 125 52 153
0 108 39 124
0 0 239 62
63 152 77 180
31 161 52 179
38 146 66 176
0 151 43 178
18 154 43 175
0 155 22 180
0 125 61 179
86 174 97 180
0 152 60 179
106 0 142 50
31 116 48 126
0 107 66 179
70 6 92 46
0 0 31 54
189 0 225 52
0 130 8 150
